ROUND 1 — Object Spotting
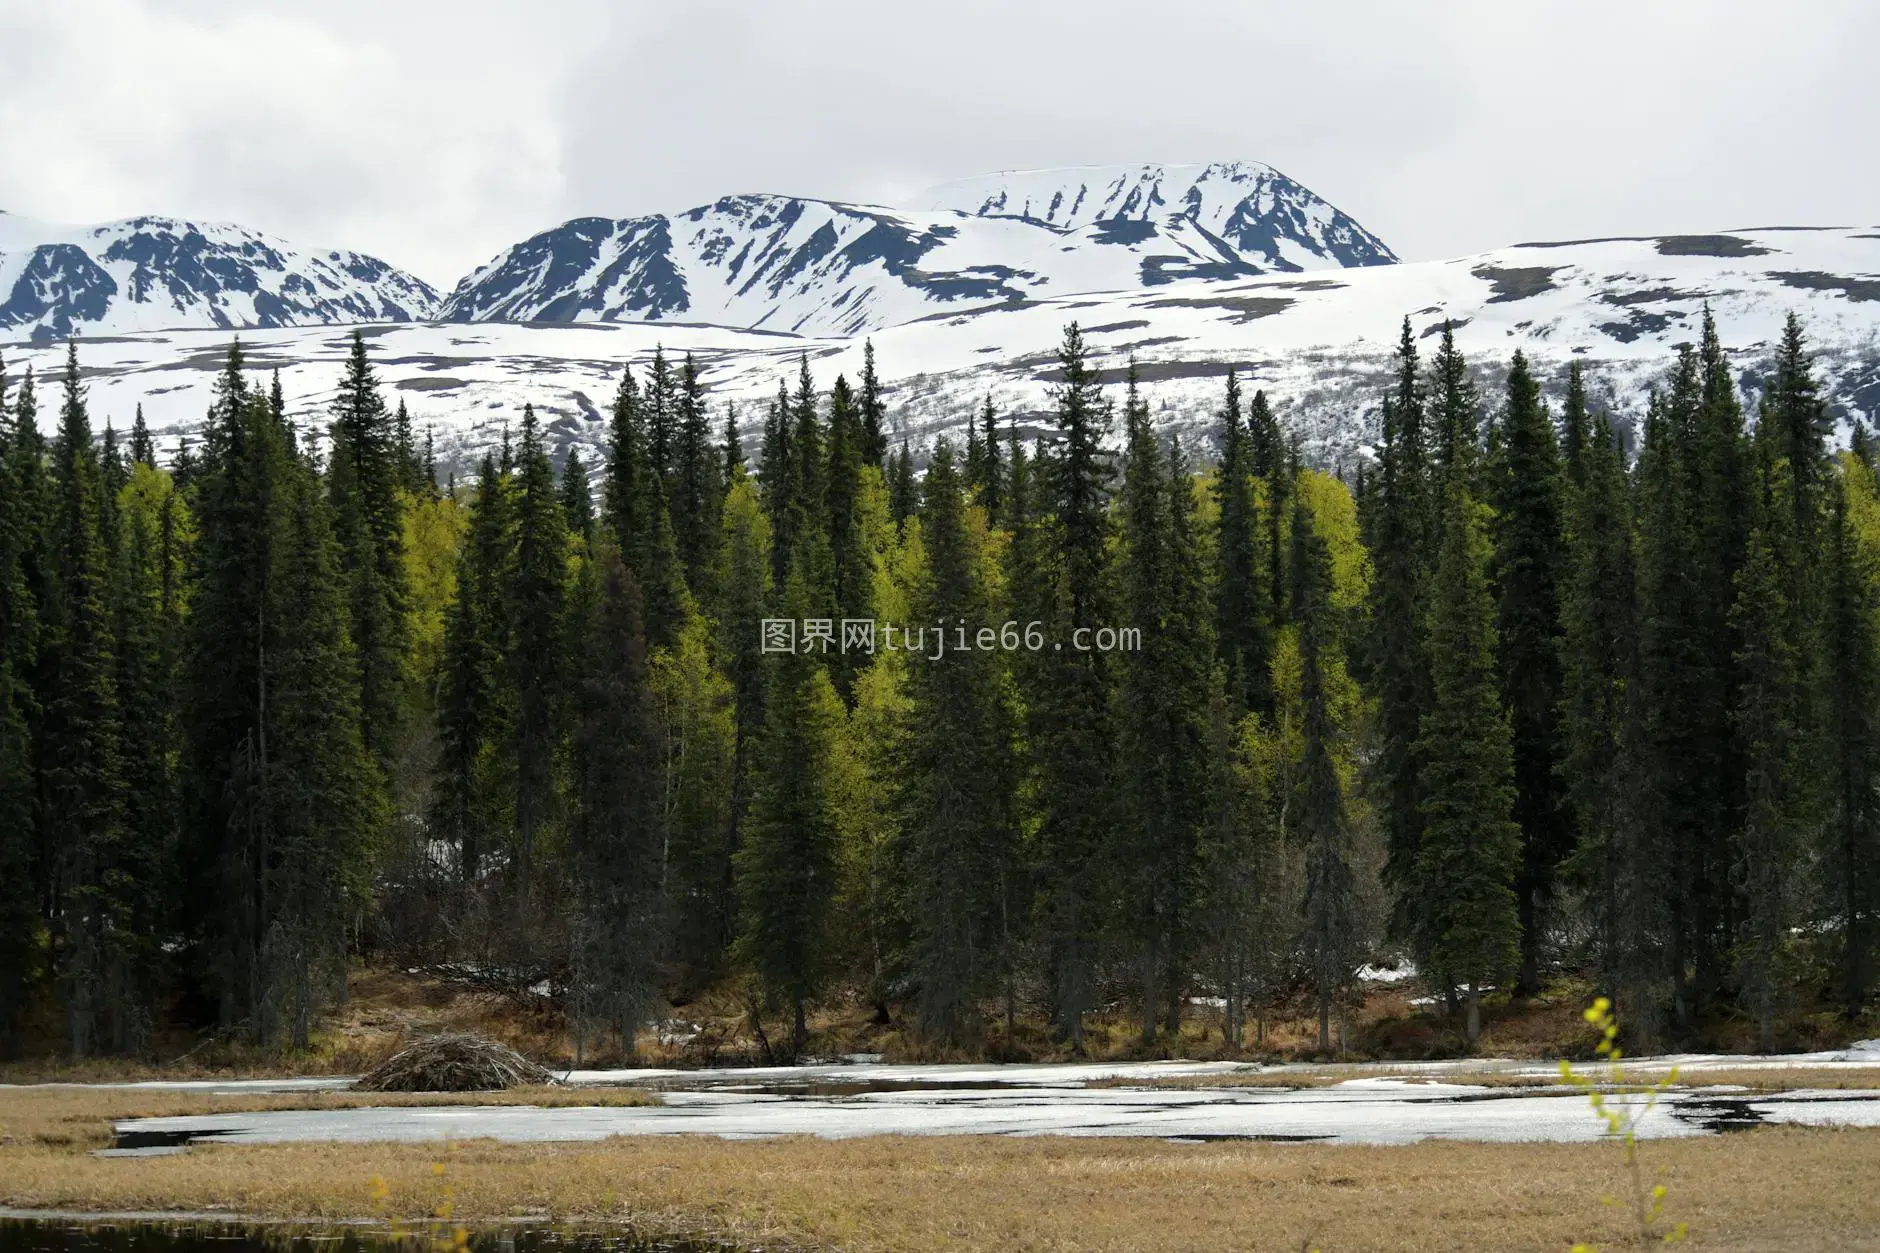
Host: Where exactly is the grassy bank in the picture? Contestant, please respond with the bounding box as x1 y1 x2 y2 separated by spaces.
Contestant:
2 1123 1877 1252
0 1087 656 1154
6 965 1876 1085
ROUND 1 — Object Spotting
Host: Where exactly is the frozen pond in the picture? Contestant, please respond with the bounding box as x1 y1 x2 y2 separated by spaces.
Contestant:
88 1045 1880 1149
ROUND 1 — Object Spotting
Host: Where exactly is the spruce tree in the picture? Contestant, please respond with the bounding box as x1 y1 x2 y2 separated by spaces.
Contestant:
736 560 844 1059
1413 476 1521 1046
715 471 772 952
899 441 1019 1042
0 357 41 1047
433 452 515 883
603 367 689 649
645 347 677 484
1027 323 1116 1047
43 343 128 1058
394 398 422 494
1371 320 1435 942
1728 442 1808 1050
1825 461 1880 1013
888 442 917 531
507 404 568 913
671 353 722 590
825 374 870 691
1292 496 1358 1052
1116 368 1211 1039
559 447 594 542
326 329 412 783
858 339 888 467
1490 350 1571 994
129 404 155 468
1249 388 1288 629
265 459 378 1049
1559 404 1654 1022
1214 368 1269 712
1428 321 1479 491
571 553 664 1053
109 461 185 1051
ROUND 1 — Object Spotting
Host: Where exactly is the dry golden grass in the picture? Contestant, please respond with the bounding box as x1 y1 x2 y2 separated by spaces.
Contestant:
0 1086 657 1153
0 1127 1877 1251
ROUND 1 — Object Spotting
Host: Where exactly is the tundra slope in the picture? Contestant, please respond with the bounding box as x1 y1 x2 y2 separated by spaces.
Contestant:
12 225 1878 475
436 161 1397 336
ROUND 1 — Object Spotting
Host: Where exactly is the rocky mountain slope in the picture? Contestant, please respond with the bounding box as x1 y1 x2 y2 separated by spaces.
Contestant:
0 211 440 342
435 162 1396 336
17 226 1877 476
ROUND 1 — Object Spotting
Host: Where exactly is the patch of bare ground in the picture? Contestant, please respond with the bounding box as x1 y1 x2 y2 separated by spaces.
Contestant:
2 966 1873 1083
1 1128 1877 1252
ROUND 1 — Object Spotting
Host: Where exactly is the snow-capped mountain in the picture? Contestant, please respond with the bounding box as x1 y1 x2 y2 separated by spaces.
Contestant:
19 226 1879 478
0 210 440 341
437 162 1396 336
921 162 1395 274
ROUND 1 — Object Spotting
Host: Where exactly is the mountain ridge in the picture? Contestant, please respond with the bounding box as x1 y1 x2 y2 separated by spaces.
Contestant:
0 210 440 341
436 161 1398 334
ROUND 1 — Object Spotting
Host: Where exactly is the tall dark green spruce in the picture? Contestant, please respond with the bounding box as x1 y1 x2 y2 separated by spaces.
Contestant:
560 448 595 543
1489 350 1571 994
129 404 155 468
898 441 1020 1043
858 339 888 468
603 366 689 650
1558 400 1653 1025
671 353 722 592
1728 440 1809 1050
507 404 568 915
1214 368 1269 713
1248 388 1288 629
1824 461 1880 1014
715 461 771 966
736 560 844 1059
1413 475 1521 1046
570 553 665 1055
1635 317 1751 1017
1292 494 1358 1053
1116 365 1211 1040
109 448 185 1052
433 452 515 883
327 330 412 784
43 344 129 1059
1428 322 1479 490
265 453 379 1049
645 348 677 485
888 442 917 531
1026 323 1115 1049
1370 319 1434 944
969 394 1006 519
0 357 39 1049
182 343 377 1044
824 374 870 697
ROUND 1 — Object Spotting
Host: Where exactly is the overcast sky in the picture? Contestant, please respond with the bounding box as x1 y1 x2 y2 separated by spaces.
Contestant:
1 0 1874 288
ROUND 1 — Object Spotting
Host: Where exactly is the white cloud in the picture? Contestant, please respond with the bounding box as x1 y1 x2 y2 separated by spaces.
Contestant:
1 0 1873 286
0 0 571 285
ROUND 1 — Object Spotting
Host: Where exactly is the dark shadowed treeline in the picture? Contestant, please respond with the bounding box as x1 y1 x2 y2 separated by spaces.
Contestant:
0 314 1874 1062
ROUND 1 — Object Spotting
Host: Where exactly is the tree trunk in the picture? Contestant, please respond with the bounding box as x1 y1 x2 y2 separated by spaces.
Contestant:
1465 984 1482 1048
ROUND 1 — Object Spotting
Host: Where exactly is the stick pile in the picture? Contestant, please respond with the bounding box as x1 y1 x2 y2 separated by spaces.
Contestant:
355 1032 557 1091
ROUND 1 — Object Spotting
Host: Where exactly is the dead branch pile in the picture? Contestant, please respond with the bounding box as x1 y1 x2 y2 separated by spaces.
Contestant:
355 1032 557 1092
